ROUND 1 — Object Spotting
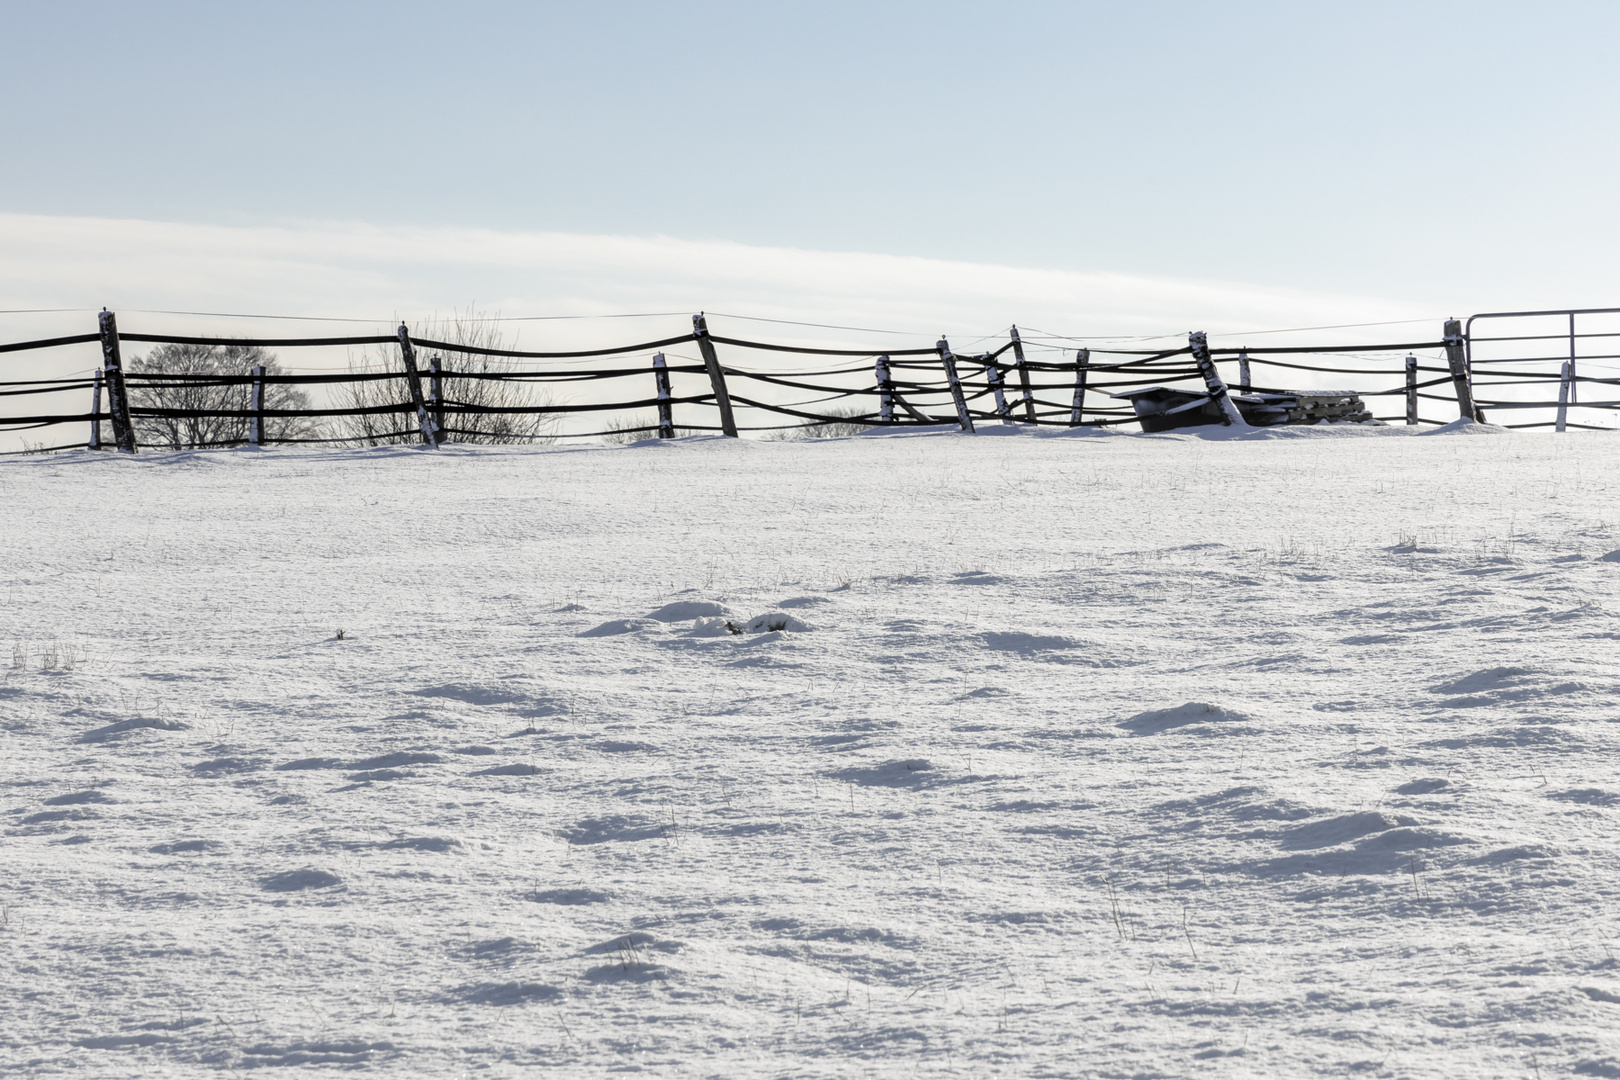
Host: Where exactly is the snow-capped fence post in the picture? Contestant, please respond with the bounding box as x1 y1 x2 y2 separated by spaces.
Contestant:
653 353 675 438
1070 349 1090 427
1010 325 1036 422
88 370 103 450
1405 355 1418 425
1443 319 1481 422
97 310 137 454
936 337 975 433
875 356 895 423
395 324 441 447
427 358 446 437
1189 331 1247 427
1238 350 1251 393
985 356 1010 418
1556 361 1572 433
692 314 738 437
248 364 265 446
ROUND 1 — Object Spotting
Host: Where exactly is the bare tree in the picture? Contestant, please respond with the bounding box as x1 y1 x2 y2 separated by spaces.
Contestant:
333 311 558 445
127 343 322 449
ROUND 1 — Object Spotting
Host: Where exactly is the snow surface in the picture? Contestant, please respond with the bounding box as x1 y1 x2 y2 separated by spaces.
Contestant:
4 421 1620 1076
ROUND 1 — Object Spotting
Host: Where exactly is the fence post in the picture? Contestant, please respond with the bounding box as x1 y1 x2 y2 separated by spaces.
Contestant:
692 314 738 437
1443 319 1481 422
1070 349 1089 427
875 355 895 423
97 310 137 454
1188 332 1247 427
984 355 1010 418
428 357 446 437
396 324 440 447
1238 350 1251 394
89 370 103 450
936 337 975 433
1569 312 1579 405
1556 361 1572 433
1010 325 1036 423
653 353 675 438
248 364 265 446
1405 355 1418 426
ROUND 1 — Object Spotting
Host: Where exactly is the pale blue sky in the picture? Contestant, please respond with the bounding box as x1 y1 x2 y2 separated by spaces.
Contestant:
4 1 1618 310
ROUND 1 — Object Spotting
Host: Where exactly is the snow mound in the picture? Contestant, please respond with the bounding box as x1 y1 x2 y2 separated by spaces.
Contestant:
1432 666 1536 694
983 631 1079 653
473 763 538 776
647 600 729 621
1281 812 1419 850
831 758 935 787
80 717 185 743
744 612 811 633
579 618 657 637
261 868 343 892
777 595 832 608
1117 702 1257 734
43 790 113 806
1416 418 1512 436
529 887 611 905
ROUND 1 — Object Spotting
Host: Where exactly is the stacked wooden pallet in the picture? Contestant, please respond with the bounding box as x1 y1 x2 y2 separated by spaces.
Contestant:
1233 391 1373 426
1111 386 1373 431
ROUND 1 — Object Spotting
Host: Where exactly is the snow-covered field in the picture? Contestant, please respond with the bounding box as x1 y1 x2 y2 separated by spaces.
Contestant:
4 422 1620 1077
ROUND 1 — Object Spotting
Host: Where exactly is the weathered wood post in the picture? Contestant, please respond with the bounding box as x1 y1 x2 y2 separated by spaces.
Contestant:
1188 332 1247 427
1238 350 1251 393
936 337 975 433
875 355 895 423
692 314 739 437
1069 348 1090 427
248 364 265 446
1569 312 1579 405
984 356 1010 418
1556 361 1572 433
1009 325 1036 422
1405 355 1418 426
427 357 446 436
97 310 137 453
1442 319 1481 422
89 370 103 450
396 324 440 447
653 353 675 438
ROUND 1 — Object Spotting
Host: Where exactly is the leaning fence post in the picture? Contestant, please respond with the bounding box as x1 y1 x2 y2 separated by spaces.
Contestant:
936 337 975 433
396 324 440 447
1556 361 1572 433
692 314 738 437
875 355 895 423
1070 349 1090 427
1443 319 1481 423
89 370 103 450
1405 355 1418 426
653 353 675 438
248 364 265 446
1188 332 1247 427
1009 325 1036 423
1238 350 1251 394
984 356 1010 418
97 310 137 454
428 358 446 436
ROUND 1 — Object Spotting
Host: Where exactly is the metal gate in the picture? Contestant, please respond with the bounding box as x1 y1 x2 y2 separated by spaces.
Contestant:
1466 307 1620 430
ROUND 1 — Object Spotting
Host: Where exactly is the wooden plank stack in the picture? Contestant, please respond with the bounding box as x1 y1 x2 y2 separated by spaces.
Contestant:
1232 391 1373 426
1111 386 1373 431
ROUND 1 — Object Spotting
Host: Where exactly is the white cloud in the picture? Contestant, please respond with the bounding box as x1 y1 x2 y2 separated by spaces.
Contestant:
0 211 1441 351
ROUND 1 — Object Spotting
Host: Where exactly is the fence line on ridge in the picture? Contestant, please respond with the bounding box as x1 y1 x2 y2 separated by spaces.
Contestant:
1 307 1615 455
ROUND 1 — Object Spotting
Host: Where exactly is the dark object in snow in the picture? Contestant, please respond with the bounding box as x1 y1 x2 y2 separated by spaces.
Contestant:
1112 386 1372 432
723 621 744 635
